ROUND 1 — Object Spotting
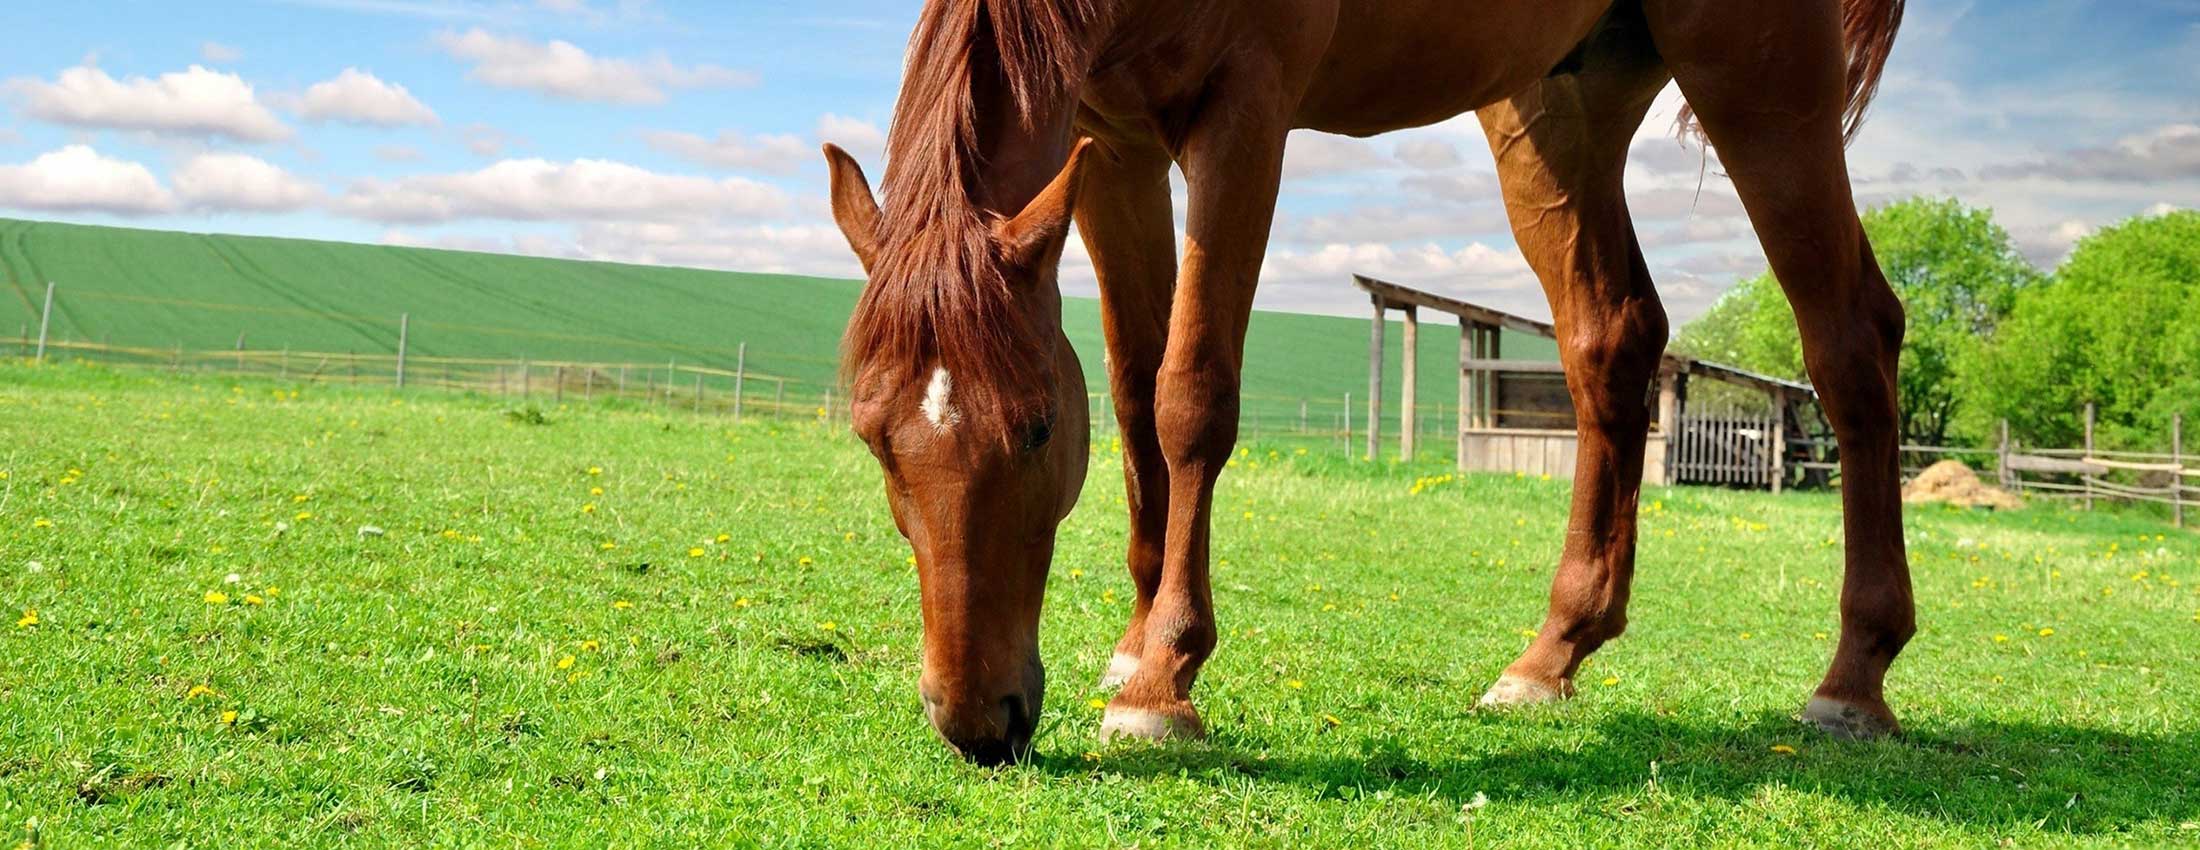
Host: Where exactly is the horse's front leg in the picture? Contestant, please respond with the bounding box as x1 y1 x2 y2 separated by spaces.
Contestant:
1098 98 1292 745
1073 127 1179 691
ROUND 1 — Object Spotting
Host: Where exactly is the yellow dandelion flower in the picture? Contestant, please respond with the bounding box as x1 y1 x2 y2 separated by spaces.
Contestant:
1088 698 1107 709
1769 744 1798 755
798 556 814 566
294 512 312 522
1739 632 1753 640
587 466 603 476
590 486 604 496
15 609 37 628
820 621 837 631
1992 634 2008 643
735 597 751 608
243 595 265 606
1321 714 1342 727
292 494 309 503
715 533 730 543
185 684 215 700
1286 679 1305 690
599 541 617 551
611 600 632 610
556 655 576 670
204 591 230 605
263 586 280 598
843 532 855 542
32 517 53 529
581 503 597 514
1068 568 1084 578
1601 676 1620 686
2038 627 2055 637
688 547 705 558
1322 603 1337 612
221 710 239 725
580 640 600 652
441 529 461 539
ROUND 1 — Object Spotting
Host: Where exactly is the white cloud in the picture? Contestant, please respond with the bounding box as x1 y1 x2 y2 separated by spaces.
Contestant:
816 113 885 161
1980 123 2200 183
459 123 519 157
336 157 789 223
4 64 291 142
374 144 424 162
1395 138 1463 171
435 28 756 104
379 219 861 278
640 129 806 174
0 145 175 215
201 42 243 63
294 68 438 126
1283 131 1391 180
173 152 321 211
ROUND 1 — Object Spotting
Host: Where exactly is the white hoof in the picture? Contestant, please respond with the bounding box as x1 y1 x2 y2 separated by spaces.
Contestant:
1098 707 1203 743
1800 696 1900 740
1097 653 1140 690
1477 674 1567 708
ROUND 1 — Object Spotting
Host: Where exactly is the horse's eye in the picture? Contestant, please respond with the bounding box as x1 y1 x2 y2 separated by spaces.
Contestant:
1021 415 1054 452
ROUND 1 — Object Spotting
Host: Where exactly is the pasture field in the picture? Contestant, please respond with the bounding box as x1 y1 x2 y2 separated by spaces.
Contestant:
0 216 1548 428
3 362 2197 848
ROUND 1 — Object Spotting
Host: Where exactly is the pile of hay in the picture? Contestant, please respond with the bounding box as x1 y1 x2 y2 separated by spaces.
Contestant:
1902 460 2023 510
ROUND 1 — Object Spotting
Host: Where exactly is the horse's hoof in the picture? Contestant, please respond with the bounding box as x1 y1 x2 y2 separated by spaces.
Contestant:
1099 705 1205 743
1800 696 1901 740
1096 652 1140 690
1477 674 1570 708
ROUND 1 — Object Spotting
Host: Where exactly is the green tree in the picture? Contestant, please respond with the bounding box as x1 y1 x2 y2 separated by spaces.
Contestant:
1673 197 2041 445
1958 210 2200 450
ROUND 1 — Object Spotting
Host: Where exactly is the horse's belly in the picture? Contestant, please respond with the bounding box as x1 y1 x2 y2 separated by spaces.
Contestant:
1294 0 1613 136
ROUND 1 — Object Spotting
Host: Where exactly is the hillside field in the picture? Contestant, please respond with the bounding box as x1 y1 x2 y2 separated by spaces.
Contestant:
0 216 1554 432
2 363 2196 847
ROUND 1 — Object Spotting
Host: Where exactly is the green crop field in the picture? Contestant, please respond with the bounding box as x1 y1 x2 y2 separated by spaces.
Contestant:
3 361 2196 848
0 216 1553 433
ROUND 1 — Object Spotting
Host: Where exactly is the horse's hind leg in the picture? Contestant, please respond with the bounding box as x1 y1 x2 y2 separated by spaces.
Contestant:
1646 0 1914 737
1471 22 1674 706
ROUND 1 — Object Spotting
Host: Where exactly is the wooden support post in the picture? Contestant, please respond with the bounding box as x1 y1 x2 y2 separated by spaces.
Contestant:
1456 317 1471 471
1399 305 1418 461
664 360 675 410
618 365 628 395
694 372 704 413
393 312 411 389
1343 392 1353 457
33 283 54 365
1366 296 1385 461
1769 388 1787 494
2084 401 2097 511
1299 399 1308 434
280 346 290 380
236 332 247 370
775 379 785 416
521 358 531 398
556 365 567 404
733 342 747 421
584 367 593 401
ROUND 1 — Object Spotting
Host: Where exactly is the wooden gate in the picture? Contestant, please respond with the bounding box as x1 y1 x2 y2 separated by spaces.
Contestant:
1672 411 1781 488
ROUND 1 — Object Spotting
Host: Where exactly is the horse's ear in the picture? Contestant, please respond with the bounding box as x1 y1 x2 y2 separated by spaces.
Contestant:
998 138 1097 273
823 143 882 273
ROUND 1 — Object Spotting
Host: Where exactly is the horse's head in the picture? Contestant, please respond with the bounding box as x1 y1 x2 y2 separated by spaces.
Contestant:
821 140 1093 765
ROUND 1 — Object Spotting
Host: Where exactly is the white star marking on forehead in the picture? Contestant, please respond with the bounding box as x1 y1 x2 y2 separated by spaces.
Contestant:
920 367 960 431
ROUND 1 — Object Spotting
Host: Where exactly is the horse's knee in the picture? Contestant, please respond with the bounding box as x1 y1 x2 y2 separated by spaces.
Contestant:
1154 363 1239 474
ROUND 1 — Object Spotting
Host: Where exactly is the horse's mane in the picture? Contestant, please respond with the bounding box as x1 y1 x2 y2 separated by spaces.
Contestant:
842 0 1098 432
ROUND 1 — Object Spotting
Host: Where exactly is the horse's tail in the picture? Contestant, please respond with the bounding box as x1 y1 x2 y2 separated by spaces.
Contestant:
1832 0 1906 143
1676 0 1906 145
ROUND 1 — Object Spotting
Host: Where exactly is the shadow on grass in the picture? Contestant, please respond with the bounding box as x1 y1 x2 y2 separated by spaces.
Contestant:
1036 711 2199 834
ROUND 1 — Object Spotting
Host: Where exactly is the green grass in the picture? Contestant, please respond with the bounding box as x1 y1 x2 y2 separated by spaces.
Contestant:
0 216 1552 429
3 362 2196 848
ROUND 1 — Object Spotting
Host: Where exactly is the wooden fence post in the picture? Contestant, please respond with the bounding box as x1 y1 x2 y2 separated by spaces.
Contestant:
33 283 53 365
395 313 410 390
280 346 290 380
521 358 531 398
584 367 593 401
664 360 675 410
733 342 747 421
2084 402 2096 511
1343 391 1353 458
775 379 785 417
1997 420 2012 488
1300 399 1308 434
556 365 567 404
617 365 628 395
2174 412 2185 530
694 372 704 413
236 332 247 371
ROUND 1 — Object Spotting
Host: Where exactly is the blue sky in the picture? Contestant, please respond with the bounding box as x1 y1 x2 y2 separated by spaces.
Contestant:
0 0 2193 321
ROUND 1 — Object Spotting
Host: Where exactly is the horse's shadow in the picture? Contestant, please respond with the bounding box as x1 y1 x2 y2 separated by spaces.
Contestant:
1035 711 2200 834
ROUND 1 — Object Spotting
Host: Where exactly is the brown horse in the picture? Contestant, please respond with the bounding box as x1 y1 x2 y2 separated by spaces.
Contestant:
824 0 1912 764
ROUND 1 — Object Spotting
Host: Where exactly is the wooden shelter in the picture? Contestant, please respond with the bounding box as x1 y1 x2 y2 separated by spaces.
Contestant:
1355 275 1821 489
